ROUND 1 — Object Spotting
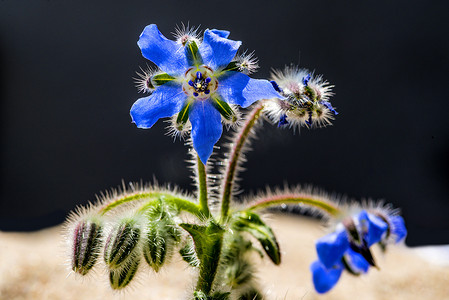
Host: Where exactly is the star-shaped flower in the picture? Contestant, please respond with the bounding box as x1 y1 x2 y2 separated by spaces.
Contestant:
130 24 282 163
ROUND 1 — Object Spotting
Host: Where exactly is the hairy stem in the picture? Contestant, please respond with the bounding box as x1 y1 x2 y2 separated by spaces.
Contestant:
247 193 341 217
221 103 264 221
99 192 166 215
197 155 211 218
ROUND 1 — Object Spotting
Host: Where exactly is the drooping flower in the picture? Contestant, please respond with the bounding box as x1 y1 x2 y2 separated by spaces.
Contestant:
265 65 337 130
310 209 406 293
130 24 283 163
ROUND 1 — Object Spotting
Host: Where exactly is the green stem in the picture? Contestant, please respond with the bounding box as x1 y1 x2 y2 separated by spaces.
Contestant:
221 103 264 221
195 234 223 295
99 192 165 215
247 194 341 217
197 155 211 218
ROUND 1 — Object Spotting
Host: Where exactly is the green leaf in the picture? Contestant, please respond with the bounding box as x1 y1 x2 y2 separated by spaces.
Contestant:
232 211 281 265
180 222 225 294
151 73 175 87
185 40 203 66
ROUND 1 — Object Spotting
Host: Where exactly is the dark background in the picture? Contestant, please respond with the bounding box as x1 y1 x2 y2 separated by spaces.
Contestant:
1 0 448 246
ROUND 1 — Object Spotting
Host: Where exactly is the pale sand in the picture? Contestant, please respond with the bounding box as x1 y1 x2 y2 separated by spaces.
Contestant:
1 214 448 300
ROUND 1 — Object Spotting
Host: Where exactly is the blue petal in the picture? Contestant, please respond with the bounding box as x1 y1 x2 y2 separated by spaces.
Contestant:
199 29 241 71
189 101 223 164
130 83 186 128
310 260 343 294
137 24 188 76
345 249 370 273
364 212 388 246
210 29 230 38
217 72 284 108
316 228 350 269
390 216 407 242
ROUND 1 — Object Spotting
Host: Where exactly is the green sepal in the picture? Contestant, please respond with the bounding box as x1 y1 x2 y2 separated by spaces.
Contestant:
176 100 192 130
211 95 236 121
185 40 203 66
109 257 140 290
231 211 281 265
222 61 239 73
151 73 175 87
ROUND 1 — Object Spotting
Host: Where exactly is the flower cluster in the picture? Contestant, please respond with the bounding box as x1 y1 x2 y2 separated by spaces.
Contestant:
265 65 337 130
310 209 407 293
130 24 282 163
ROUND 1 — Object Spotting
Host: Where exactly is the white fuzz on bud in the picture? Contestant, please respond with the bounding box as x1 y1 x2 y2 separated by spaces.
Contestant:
134 65 158 93
166 115 192 140
221 104 242 130
266 65 337 131
234 51 259 75
173 23 201 46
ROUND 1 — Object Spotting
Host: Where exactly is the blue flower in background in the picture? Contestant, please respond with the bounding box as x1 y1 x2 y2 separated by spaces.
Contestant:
130 24 282 163
310 209 407 293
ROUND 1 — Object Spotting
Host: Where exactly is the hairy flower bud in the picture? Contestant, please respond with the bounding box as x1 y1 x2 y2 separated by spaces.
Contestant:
143 204 181 272
104 220 141 269
71 219 103 275
109 257 140 290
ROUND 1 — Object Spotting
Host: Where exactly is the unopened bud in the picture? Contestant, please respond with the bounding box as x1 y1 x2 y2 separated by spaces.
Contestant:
104 220 141 269
143 215 180 272
109 257 140 290
71 219 103 275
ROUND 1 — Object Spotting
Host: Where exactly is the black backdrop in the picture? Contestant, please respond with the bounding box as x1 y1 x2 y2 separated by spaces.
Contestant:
1 0 448 246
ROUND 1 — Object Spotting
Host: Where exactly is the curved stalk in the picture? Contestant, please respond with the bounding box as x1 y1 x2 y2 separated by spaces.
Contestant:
99 192 166 215
137 196 204 220
220 103 264 220
247 193 341 217
99 191 199 217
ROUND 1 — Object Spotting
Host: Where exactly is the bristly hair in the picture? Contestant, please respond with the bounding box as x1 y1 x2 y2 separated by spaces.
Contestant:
234 51 260 75
184 138 221 213
165 115 192 141
134 65 158 93
241 184 343 221
172 22 201 46
221 104 242 131
218 104 265 208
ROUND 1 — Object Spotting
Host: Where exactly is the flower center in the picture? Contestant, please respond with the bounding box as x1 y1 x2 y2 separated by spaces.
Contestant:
182 65 218 101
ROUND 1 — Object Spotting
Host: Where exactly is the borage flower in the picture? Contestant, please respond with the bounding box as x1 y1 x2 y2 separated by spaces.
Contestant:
130 24 282 163
310 209 406 293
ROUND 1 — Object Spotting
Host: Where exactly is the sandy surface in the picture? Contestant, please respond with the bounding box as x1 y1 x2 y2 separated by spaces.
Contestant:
1 214 448 300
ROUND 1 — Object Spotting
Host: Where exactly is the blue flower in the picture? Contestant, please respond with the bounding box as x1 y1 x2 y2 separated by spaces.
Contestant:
130 24 282 163
310 210 390 293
